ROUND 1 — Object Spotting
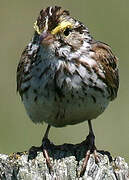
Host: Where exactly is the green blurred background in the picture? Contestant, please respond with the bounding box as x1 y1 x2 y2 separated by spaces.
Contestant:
0 0 129 164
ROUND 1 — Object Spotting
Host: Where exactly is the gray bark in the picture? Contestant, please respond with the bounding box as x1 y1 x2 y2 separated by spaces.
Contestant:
0 142 129 180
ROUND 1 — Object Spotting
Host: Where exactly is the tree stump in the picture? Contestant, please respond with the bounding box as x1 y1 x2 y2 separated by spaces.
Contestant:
0 140 129 180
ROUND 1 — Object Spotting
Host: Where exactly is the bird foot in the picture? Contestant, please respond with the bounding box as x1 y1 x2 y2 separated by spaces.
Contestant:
80 149 99 177
80 131 98 177
28 138 52 170
42 138 53 169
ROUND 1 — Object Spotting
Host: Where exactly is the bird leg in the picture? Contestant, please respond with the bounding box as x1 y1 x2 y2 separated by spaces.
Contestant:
80 120 99 177
28 125 52 169
42 125 52 169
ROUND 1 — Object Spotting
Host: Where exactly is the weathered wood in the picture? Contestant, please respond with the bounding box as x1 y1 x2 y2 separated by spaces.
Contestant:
0 141 129 180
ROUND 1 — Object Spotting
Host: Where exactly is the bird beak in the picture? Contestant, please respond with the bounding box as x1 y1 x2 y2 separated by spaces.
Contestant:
39 31 54 45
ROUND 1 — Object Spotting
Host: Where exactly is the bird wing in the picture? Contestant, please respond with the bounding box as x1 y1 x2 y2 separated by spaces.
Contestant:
91 41 119 100
17 46 32 98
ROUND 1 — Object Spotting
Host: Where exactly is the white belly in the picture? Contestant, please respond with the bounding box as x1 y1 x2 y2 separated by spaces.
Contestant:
22 84 109 127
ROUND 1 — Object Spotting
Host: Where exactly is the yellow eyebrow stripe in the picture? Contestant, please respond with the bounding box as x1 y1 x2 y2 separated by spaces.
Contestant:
51 21 73 35
33 20 73 35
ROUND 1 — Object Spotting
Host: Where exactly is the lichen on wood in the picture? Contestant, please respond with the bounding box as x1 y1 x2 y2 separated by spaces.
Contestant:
0 142 129 180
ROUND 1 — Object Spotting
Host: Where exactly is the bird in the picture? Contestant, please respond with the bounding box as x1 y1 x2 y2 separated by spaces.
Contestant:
17 6 119 175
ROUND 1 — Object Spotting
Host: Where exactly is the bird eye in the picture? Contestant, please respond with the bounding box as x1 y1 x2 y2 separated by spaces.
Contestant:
63 28 72 36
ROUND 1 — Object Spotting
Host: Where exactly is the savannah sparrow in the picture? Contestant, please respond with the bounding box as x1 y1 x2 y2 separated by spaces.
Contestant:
17 6 119 175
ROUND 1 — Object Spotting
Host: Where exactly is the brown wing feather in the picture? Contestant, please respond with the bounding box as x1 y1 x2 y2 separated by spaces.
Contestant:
17 46 31 98
91 41 119 100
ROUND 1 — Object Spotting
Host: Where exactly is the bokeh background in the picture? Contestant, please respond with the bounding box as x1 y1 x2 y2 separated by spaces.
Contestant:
0 0 129 164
